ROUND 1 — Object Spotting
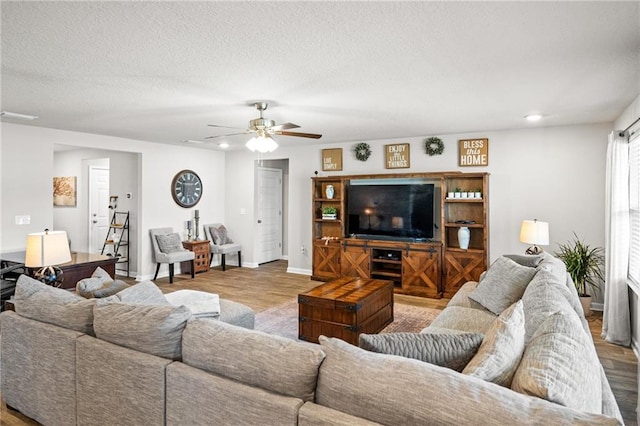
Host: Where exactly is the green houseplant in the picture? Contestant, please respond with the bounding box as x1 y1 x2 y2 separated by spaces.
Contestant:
322 206 338 219
555 233 604 315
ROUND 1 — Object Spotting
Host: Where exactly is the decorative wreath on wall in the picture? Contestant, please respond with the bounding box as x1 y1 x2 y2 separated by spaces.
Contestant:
425 137 444 156
354 142 372 161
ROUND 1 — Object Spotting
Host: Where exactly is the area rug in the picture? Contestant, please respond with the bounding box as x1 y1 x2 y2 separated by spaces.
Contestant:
255 298 441 341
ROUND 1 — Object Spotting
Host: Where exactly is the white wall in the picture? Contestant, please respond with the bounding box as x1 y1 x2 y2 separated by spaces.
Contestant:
1 123 225 281
225 123 611 284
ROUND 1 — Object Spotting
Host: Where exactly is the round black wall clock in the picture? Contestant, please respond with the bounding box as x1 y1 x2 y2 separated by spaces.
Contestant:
171 170 203 208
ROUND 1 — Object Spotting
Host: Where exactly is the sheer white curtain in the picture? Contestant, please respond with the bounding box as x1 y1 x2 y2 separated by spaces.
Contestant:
602 131 631 346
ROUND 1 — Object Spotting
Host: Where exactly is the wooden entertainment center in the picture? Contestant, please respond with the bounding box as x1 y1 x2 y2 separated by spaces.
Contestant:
312 172 489 299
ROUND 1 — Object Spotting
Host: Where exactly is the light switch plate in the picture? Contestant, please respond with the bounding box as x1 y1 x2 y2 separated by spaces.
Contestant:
15 215 30 225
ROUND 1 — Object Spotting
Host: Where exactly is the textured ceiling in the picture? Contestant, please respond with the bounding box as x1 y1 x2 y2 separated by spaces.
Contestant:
1 1 639 151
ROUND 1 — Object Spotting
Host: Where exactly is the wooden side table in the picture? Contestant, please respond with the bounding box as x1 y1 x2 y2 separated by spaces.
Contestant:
181 240 210 274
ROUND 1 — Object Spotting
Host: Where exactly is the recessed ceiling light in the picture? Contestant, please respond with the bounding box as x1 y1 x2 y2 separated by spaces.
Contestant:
525 114 543 122
218 142 229 149
1 111 39 121
183 139 204 144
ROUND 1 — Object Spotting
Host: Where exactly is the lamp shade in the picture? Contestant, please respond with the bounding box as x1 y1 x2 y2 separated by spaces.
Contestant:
25 230 72 267
519 220 549 245
246 135 278 153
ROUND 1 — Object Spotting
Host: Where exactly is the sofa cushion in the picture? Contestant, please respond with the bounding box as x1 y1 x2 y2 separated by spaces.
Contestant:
425 305 496 334
14 274 98 335
114 280 169 305
182 319 325 402
76 267 129 298
462 300 525 386
511 311 602 414
358 332 483 371
521 269 579 342
469 256 538 314
93 302 191 360
445 281 486 311
155 232 184 253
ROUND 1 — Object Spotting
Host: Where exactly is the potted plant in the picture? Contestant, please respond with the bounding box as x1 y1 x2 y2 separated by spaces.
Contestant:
454 187 462 198
322 206 338 220
555 233 604 316
473 188 482 199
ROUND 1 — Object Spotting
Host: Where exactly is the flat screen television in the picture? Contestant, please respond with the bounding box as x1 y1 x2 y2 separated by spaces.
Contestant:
346 181 435 241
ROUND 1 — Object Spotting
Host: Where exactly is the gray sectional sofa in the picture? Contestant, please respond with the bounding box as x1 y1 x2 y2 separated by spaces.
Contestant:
0 254 624 425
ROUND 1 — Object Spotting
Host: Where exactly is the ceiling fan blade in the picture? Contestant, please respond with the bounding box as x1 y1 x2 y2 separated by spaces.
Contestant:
204 132 250 139
270 122 300 131
207 124 246 130
275 131 323 139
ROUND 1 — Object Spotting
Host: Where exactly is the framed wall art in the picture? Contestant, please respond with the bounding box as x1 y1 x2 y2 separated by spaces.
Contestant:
459 138 489 166
385 143 410 169
322 148 343 171
53 176 77 207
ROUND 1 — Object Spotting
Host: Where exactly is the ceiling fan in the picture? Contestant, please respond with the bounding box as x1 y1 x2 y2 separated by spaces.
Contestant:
205 102 322 152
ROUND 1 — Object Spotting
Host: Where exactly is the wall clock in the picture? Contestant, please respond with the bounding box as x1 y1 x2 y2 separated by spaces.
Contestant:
171 170 203 208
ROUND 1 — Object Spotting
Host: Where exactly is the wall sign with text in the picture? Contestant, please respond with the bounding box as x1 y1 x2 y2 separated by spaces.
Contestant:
322 148 343 171
458 138 489 167
385 143 410 169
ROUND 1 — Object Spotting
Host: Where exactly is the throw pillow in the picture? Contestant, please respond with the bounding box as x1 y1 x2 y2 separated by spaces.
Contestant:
210 225 229 246
468 256 538 315
76 267 129 298
14 274 98 335
155 233 183 253
511 311 602 414
358 331 484 372
93 302 191 360
462 300 525 386
182 319 326 401
504 254 544 268
114 280 169 305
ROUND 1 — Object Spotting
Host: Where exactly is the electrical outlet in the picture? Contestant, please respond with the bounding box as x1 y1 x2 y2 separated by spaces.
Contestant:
15 215 30 225
300 244 306 254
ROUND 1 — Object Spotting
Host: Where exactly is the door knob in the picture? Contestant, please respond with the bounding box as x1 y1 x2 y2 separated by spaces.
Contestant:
92 220 97 224
257 220 262 223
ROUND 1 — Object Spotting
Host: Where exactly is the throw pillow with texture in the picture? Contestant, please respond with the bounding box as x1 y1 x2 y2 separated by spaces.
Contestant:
93 302 191 360
511 311 602 414
14 274 98 335
210 225 229 245
504 254 544 268
462 300 525 386
155 233 183 253
114 280 169 305
358 331 484 372
76 267 129 298
468 256 538 315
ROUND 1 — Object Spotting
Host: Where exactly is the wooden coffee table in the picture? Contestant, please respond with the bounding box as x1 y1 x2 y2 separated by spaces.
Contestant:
298 277 394 345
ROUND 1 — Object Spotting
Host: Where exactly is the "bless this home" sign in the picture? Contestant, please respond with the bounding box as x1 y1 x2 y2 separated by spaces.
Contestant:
458 138 489 166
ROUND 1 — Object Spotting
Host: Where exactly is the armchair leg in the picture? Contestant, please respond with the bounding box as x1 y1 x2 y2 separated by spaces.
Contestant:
221 254 226 271
238 251 242 268
190 259 195 279
169 263 174 284
209 253 214 267
154 263 161 280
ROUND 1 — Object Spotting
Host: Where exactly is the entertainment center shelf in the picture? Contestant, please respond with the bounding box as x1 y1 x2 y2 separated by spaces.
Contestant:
311 172 489 299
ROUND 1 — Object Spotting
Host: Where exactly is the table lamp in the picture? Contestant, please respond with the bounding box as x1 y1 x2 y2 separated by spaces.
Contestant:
519 219 549 255
25 229 72 286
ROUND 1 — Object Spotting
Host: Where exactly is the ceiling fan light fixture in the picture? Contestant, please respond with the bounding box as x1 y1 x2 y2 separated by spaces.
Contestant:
246 135 278 153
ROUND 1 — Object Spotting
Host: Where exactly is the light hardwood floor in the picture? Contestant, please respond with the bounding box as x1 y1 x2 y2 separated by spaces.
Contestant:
1 260 637 425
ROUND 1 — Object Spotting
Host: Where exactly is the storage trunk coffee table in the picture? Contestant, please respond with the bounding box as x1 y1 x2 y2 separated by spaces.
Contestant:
298 277 394 345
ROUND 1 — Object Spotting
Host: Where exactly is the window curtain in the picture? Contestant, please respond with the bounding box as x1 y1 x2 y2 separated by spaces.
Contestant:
602 130 631 346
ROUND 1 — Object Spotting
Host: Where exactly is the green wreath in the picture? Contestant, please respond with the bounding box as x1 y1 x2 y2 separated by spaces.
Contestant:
354 142 372 161
425 137 444 156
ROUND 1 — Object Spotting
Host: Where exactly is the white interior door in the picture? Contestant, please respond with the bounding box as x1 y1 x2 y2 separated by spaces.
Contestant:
89 167 110 254
255 167 283 264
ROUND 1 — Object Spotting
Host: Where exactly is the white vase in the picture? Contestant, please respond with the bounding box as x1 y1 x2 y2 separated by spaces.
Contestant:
326 185 335 199
458 226 470 250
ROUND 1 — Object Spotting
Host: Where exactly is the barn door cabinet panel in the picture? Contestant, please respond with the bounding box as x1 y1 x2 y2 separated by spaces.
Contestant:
312 240 341 281
443 250 486 298
340 241 371 279
401 244 442 298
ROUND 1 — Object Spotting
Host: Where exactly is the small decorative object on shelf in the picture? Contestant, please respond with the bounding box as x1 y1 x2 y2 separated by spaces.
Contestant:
321 236 340 245
354 142 372 162
454 187 462 198
458 226 471 250
186 220 193 241
326 184 335 199
322 206 337 220
425 137 444 156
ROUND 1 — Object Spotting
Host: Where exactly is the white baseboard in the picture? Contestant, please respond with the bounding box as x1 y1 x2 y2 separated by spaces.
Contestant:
591 302 604 312
287 267 311 276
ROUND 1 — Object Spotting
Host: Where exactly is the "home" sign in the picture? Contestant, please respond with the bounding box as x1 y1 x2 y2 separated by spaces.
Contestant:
458 138 489 167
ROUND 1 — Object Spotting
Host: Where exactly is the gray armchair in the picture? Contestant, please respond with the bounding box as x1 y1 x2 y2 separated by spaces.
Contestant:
203 223 242 271
149 227 195 283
